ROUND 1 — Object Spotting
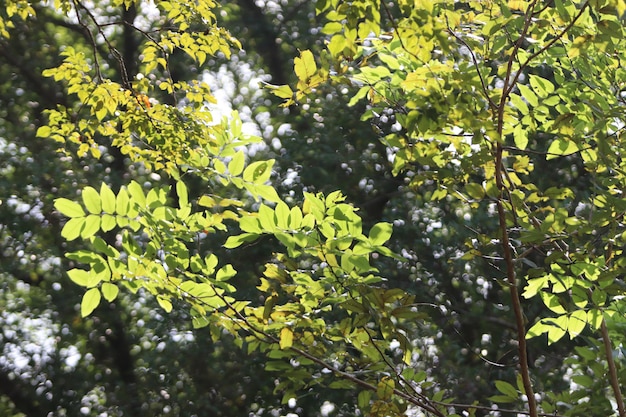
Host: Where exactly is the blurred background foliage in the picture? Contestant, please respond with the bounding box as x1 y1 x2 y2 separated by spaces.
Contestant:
0 1 622 416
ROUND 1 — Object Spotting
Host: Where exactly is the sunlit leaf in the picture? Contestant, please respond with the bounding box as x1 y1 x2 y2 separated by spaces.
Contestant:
55 198 85 218
81 288 101 317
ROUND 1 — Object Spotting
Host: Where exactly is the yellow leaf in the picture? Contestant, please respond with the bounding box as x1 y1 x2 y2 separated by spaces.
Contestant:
280 327 293 349
294 50 317 82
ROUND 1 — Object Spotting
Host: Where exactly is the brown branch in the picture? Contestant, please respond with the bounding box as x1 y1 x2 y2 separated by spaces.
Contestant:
494 183 538 417
73 0 131 88
441 401 565 417
601 309 626 417
500 0 539 103
71 0 103 82
503 1 590 98
204 284 446 417
494 2 540 416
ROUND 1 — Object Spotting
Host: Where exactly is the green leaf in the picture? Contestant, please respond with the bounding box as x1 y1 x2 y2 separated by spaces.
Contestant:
100 183 116 214
82 186 102 214
529 75 555 97
518 84 538 107
55 198 86 218
62 217 85 241
572 374 594 388
101 282 119 302
488 395 517 403
176 180 189 208
369 222 392 245
495 380 518 399
116 188 130 216
547 138 579 160
465 183 485 200
357 391 371 410
67 269 89 286
81 287 101 317
80 215 101 239
228 151 245 176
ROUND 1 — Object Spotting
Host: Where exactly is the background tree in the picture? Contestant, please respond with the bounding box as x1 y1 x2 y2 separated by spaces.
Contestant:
3 1 626 417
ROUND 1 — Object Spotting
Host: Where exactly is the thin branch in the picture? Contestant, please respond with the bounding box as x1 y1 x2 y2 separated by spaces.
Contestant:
601 318 626 417
504 1 590 98
72 0 103 82
73 0 131 88
446 26 498 112
440 401 565 417
217 290 446 417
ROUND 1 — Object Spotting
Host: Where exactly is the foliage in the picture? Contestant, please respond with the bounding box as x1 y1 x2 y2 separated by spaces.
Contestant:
4 0 626 416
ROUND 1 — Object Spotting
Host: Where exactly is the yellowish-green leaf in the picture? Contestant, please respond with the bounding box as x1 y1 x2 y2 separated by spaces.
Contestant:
67 268 90 286
547 138 579 160
81 287 101 317
510 93 528 115
100 183 116 214
513 124 528 150
55 198 86 218
376 377 395 401
82 186 102 214
101 282 119 302
369 222 392 245
157 296 173 313
62 218 85 241
279 327 294 349
294 50 317 82
567 310 587 339
518 84 538 107
465 183 485 200
529 75 555 97
228 151 245 176
80 215 101 239
116 188 130 216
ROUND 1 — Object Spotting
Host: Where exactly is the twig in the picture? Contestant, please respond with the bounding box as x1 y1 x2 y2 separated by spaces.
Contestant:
446 26 498 112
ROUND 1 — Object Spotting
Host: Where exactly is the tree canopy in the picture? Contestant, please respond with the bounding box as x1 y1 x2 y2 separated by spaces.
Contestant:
2 0 626 416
